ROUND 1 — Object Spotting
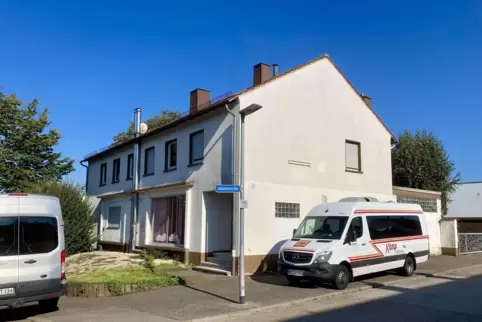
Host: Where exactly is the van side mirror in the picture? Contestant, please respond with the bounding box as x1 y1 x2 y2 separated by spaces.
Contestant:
293 228 297 237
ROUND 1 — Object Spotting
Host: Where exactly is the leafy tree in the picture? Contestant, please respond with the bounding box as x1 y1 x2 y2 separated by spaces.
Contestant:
112 109 183 144
0 92 74 192
392 129 461 215
25 180 96 256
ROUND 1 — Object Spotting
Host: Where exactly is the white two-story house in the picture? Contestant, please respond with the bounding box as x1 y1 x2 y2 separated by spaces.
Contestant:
82 54 398 275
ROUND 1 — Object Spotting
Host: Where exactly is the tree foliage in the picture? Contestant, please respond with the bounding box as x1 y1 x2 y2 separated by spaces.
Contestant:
25 180 96 256
112 109 183 144
0 92 74 192
392 129 461 214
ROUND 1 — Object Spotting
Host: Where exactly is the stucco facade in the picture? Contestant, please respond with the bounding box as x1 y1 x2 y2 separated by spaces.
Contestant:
83 54 408 274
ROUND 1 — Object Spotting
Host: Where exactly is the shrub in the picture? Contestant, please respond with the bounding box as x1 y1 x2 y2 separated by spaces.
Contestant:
25 180 96 255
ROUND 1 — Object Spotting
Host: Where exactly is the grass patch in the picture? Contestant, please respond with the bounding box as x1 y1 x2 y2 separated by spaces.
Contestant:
68 267 183 286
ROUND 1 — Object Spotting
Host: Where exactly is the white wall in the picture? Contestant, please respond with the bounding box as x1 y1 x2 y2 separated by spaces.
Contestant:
441 219 458 250
425 210 442 255
244 181 395 256
86 109 234 198
447 182 482 218
240 58 393 195
99 197 131 244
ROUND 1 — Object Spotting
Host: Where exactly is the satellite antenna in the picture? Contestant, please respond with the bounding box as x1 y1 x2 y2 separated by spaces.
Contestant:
140 122 148 134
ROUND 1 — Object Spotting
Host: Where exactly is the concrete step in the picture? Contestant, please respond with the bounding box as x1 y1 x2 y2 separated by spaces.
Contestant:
192 265 232 276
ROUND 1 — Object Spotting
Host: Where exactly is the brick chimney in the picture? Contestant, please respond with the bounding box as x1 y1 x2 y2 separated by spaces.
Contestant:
361 94 372 109
190 89 211 114
253 63 271 86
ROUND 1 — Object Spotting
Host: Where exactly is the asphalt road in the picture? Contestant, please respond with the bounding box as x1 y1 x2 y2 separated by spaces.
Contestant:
222 265 482 322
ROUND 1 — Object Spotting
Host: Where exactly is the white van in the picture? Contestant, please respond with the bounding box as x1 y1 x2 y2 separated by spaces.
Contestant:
278 201 429 290
0 194 66 309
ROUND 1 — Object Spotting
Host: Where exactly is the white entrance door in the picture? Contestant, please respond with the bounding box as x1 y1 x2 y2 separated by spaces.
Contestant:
344 216 374 277
102 203 124 244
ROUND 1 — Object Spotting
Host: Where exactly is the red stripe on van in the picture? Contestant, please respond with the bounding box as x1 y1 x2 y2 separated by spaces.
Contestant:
353 209 423 214
348 235 429 261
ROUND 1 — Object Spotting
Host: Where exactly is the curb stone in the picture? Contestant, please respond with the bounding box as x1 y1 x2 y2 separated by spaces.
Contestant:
188 263 482 322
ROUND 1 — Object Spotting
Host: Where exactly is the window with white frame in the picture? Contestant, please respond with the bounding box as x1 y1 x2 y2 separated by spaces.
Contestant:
126 153 134 180
189 130 204 165
107 206 121 229
275 202 300 218
112 158 120 183
100 163 107 186
144 146 155 176
165 139 177 171
345 140 361 172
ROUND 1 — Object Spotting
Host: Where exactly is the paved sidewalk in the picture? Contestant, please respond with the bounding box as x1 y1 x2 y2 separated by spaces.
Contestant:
2 255 482 322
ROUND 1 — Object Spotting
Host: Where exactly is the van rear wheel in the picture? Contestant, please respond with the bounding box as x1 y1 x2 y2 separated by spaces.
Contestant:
39 298 59 311
400 255 416 277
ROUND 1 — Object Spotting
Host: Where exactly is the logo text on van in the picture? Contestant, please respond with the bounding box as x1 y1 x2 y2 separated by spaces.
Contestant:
385 243 398 253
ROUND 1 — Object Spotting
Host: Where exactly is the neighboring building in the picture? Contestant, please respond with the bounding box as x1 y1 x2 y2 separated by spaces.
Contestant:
393 186 442 255
82 54 399 275
443 182 482 256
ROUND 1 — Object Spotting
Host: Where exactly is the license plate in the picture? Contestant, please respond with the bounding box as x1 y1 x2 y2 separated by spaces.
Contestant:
0 288 15 296
287 269 304 277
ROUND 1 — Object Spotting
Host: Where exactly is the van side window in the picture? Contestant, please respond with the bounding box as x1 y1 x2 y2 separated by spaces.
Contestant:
19 217 58 255
349 217 363 239
0 217 18 256
367 215 422 240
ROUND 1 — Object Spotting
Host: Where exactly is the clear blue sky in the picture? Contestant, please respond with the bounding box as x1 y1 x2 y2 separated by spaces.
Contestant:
2 0 481 184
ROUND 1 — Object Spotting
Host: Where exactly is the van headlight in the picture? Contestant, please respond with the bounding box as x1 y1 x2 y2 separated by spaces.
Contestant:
313 251 332 263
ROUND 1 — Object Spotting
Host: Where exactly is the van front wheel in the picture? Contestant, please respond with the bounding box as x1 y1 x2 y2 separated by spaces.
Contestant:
286 276 303 286
332 265 350 290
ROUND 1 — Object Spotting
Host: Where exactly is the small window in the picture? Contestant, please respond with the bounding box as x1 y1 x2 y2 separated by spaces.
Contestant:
275 202 300 218
367 215 422 240
112 158 121 183
100 163 107 186
165 139 177 171
345 140 361 172
144 147 155 176
189 130 204 165
126 153 134 180
0 217 17 256
19 217 58 255
107 206 122 229
397 196 437 213
349 217 363 239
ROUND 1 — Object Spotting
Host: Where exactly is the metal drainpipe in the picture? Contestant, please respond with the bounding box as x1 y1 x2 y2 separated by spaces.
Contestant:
225 103 239 276
130 108 142 252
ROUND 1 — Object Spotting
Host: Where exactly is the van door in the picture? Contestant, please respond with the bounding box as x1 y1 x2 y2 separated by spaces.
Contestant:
17 216 62 298
344 216 374 277
0 215 19 303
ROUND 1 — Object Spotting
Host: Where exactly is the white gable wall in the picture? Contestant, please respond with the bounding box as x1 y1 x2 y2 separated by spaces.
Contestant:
239 58 394 257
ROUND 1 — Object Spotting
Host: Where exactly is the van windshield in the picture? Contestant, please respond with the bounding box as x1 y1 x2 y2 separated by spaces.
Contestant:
294 216 349 240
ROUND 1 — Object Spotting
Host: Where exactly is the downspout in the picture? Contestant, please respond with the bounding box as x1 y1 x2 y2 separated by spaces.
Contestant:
225 103 239 276
130 108 142 252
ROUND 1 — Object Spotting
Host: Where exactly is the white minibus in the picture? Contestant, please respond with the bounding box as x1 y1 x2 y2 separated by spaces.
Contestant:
0 194 65 309
278 201 429 290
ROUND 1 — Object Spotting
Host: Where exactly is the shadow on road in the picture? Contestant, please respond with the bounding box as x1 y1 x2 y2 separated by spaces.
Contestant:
0 304 58 322
279 271 482 322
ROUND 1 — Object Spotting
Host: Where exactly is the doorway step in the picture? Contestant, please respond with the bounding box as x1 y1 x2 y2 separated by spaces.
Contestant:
193 251 232 276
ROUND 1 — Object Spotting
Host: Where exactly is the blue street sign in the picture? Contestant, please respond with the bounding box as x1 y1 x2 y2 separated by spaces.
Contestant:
216 184 241 193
